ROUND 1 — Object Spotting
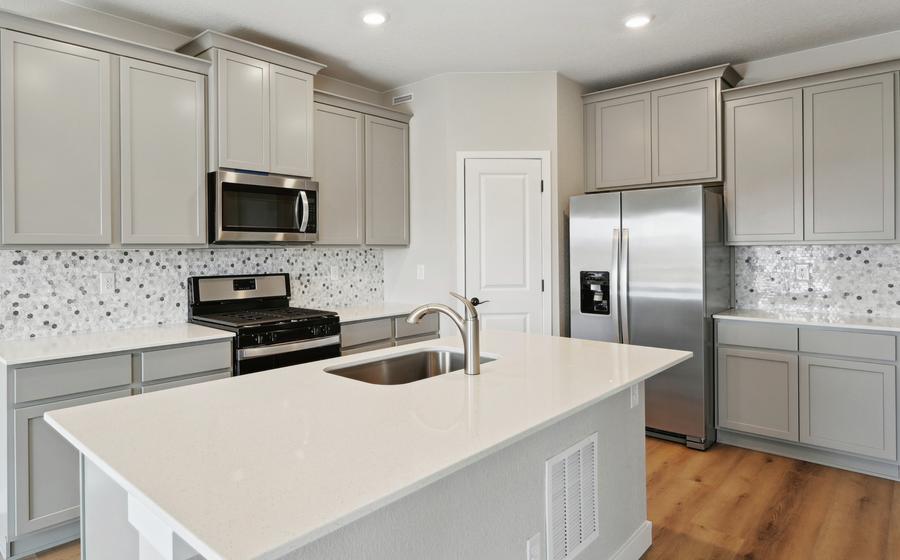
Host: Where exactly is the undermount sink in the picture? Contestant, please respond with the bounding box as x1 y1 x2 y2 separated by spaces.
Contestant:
325 349 497 385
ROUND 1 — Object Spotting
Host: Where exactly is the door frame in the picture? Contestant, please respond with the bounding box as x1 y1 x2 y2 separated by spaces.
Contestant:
455 151 553 335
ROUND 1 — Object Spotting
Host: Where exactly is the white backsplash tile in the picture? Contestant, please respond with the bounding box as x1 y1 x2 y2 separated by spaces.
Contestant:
0 247 383 341
734 244 900 317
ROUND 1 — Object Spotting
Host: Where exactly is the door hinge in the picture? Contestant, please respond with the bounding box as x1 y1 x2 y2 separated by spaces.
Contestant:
541 279 545 292
540 180 544 193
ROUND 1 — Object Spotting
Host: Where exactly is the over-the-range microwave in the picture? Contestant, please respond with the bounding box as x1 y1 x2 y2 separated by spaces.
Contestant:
208 170 318 244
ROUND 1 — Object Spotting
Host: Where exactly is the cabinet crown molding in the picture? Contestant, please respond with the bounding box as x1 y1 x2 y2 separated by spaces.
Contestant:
178 30 325 75
314 90 412 123
0 8 210 75
583 63 740 105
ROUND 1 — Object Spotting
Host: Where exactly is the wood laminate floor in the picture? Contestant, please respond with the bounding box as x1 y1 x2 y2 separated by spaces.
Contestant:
644 437 900 559
28 438 900 560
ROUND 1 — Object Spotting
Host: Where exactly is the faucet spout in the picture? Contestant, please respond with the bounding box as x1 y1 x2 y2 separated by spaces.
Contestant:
406 294 482 375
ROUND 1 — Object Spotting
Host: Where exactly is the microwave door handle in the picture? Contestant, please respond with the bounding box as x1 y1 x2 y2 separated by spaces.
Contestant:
298 191 309 232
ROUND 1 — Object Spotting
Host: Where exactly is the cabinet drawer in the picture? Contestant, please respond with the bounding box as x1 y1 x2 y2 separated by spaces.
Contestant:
394 333 440 347
394 313 439 339
341 339 393 356
799 328 896 361
13 355 131 404
341 319 392 348
716 320 798 351
141 341 232 383
142 370 231 394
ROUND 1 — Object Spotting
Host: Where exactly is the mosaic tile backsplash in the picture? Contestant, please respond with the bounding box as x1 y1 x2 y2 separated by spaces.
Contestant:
735 244 900 317
0 247 383 341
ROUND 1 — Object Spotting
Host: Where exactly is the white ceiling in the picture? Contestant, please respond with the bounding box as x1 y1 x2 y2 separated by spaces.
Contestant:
66 0 900 91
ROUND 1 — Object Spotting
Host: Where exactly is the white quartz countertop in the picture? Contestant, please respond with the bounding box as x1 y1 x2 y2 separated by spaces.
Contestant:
46 331 690 560
0 323 234 366
714 308 900 333
334 302 420 323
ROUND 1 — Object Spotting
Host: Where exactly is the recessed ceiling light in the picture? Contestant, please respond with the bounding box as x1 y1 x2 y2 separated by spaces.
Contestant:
624 14 653 29
362 11 387 26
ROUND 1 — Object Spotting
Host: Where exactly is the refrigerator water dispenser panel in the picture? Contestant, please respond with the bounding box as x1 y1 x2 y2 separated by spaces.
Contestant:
580 271 610 315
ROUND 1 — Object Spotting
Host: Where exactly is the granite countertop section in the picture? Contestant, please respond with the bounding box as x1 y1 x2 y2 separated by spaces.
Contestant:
46 331 690 560
334 302 421 323
0 323 234 366
714 308 900 333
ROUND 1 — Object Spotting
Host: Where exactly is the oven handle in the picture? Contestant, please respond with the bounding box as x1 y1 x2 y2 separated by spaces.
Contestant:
237 335 340 360
299 191 310 232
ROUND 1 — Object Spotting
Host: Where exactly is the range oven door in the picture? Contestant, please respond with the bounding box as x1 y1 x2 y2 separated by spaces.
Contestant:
211 170 318 243
235 335 341 375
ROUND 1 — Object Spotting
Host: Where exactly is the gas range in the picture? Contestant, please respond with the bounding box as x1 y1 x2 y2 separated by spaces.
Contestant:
188 274 341 375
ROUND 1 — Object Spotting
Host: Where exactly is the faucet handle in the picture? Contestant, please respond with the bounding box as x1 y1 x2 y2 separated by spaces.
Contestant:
449 292 479 319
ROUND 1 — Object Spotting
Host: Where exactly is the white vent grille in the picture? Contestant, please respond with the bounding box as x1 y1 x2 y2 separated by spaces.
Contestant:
546 433 599 560
392 92 413 105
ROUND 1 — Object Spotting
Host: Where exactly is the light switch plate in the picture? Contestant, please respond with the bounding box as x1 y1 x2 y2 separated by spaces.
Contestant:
795 263 810 281
526 532 541 560
416 264 425 280
630 384 640 409
99 272 116 293
330 266 340 280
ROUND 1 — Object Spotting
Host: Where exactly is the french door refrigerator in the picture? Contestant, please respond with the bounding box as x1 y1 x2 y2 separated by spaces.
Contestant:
569 185 730 449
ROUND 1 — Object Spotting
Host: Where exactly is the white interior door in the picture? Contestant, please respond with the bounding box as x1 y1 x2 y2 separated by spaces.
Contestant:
464 158 544 333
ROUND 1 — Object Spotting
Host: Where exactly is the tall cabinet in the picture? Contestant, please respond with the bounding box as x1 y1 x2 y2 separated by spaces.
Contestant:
0 14 210 247
723 62 899 244
313 92 411 246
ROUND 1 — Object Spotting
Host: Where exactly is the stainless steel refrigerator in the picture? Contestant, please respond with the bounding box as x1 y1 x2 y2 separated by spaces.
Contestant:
569 185 730 449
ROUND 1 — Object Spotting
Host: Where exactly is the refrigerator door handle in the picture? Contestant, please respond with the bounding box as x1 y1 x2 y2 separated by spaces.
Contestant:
610 228 621 343
620 228 631 345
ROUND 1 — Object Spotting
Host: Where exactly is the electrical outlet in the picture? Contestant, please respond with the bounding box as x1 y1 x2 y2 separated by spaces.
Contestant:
630 384 640 409
526 532 542 560
795 263 810 281
330 265 340 280
99 272 116 293
416 264 425 280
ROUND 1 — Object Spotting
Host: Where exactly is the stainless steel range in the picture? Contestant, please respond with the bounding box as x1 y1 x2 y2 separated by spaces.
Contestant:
188 273 340 375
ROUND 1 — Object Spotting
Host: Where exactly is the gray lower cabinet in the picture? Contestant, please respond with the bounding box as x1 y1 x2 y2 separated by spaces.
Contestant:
120 57 206 244
0 30 112 245
651 79 718 183
584 92 652 189
341 314 439 354
314 103 365 245
724 89 804 243
799 356 897 460
717 347 799 441
365 115 410 245
804 73 896 241
13 389 131 537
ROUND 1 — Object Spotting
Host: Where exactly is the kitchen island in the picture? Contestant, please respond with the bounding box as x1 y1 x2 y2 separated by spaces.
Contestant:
46 331 690 560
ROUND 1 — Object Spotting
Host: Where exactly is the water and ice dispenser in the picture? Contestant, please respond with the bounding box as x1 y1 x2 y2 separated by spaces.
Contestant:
579 271 610 315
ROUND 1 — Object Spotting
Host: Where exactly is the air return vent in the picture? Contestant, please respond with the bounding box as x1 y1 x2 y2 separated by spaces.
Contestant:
392 92 413 105
546 433 599 560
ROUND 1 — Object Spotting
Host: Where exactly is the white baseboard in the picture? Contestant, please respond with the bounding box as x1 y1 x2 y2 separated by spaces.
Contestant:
610 520 652 560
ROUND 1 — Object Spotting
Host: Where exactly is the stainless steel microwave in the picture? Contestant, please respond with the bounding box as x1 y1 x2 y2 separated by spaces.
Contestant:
209 170 318 244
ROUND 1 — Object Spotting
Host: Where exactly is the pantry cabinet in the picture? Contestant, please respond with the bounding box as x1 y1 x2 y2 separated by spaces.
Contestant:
0 30 112 245
723 63 899 244
120 58 206 244
583 65 738 191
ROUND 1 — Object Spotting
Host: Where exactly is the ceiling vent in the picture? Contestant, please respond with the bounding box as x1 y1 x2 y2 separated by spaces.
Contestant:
392 92 413 105
546 433 599 560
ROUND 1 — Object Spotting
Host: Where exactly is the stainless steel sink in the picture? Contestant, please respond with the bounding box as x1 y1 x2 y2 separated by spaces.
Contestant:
325 349 496 385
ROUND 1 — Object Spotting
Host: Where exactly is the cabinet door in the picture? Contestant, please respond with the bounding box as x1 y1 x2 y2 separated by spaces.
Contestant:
216 49 269 172
725 90 804 243
314 104 365 244
365 115 409 245
717 348 799 441
804 73 895 241
120 58 206 244
585 93 651 189
14 389 131 536
652 79 718 183
799 356 896 460
0 30 112 244
270 64 314 177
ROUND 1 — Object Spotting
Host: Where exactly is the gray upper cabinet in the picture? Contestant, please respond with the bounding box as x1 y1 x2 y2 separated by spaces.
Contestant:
585 93 651 189
365 115 410 245
804 73 896 241
0 30 112 245
269 64 314 177
216 49 270 172
725 89 804 243
314 103 365 245
583 65 738 192
652 79 718 183
120 58 206 244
